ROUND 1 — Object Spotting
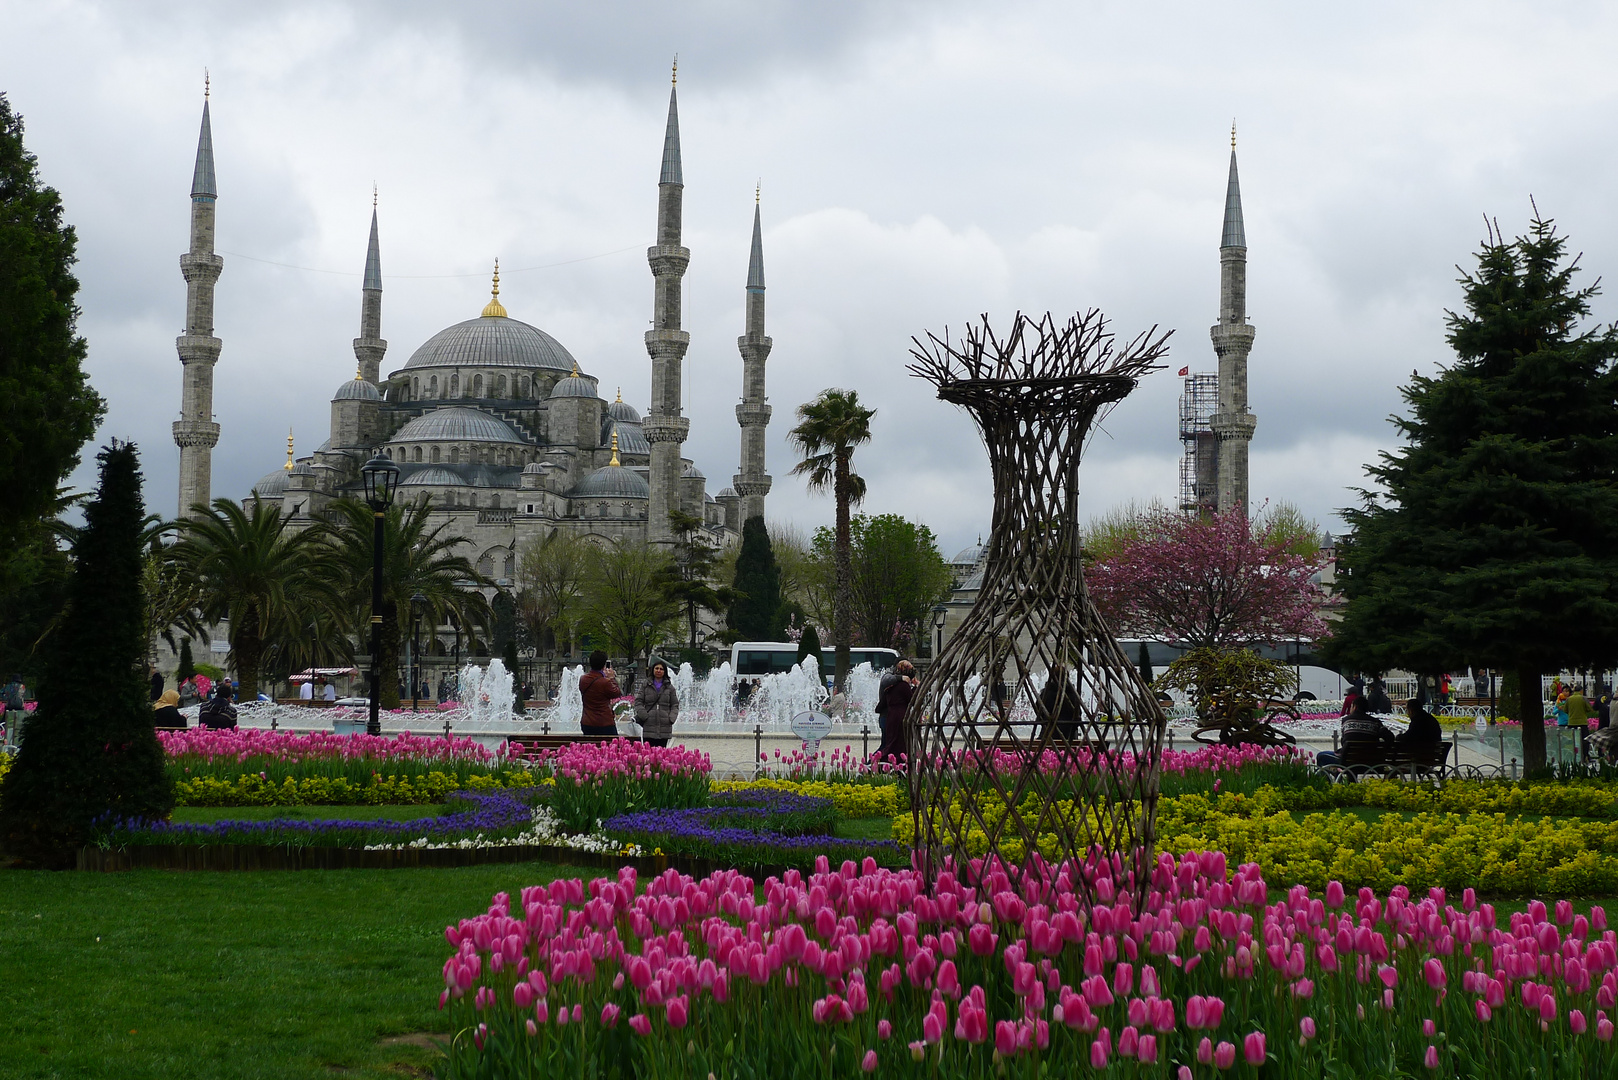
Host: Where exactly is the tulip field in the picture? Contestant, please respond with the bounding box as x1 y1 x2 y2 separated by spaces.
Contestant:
9 733 1618 1076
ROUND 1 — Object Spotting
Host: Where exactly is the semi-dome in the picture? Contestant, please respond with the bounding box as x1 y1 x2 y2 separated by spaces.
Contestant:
400 466 469 487
573 464 651 499
400 316 578 373
332 377 381 402
602 417 651 456
390 407 526 445
251 469 289 498
550 373 599 399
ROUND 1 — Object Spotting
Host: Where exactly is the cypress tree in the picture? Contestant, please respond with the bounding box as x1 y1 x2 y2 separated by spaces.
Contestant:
176 638 196 682
1137 641 1154 687
728 516 783 641
1329 212 1618 774
797 622 823 669
0 443 173 865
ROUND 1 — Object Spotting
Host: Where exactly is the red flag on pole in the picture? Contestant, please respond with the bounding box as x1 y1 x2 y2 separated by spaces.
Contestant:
1177 366 1189 377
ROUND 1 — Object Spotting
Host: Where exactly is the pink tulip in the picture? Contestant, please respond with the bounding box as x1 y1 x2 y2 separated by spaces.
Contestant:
1090 1032 1110 1069
877 1019 892 1040
1475 999 1492 1023
600 1003 620 1027
1139 1034 1158 1063
1243 1032 1265 1066
1179 1068 1194 1080
1598 1017 1614 1041
1186 995 1208 1029
1118 1026 1139 1058
995 1021 1017 1057
667 995 689 1029
1326 880 1345 908
1197 1037 1214 1064
937 960 959 997
1378 964 1398 989
525 1019 537 1036
1214 1040 1236 1069
1571 1009 1588 1035
1422 1018 1435 1036
1423 958 1446 989
1299 1016 1316 1041
1540 993 1558 1025
862 1049 878 1072
1424 1045 1439 1069
534 999 549 1025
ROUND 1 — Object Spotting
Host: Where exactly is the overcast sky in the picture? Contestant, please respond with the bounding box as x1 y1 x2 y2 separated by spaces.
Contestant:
7 0 1618 557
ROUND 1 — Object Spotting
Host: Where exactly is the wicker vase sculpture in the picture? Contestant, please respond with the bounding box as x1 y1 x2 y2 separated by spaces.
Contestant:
906 311 1173 897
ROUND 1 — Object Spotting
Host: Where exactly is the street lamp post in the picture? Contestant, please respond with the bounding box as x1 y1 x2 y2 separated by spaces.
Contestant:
361 453 400 736
410 592 427 713
932 604 949 661
448 611 461 702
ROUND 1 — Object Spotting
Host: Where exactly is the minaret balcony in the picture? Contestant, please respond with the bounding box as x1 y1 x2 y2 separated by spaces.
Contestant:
179 252 224 283
644 329 691 358
646 245 690 277
1209 323 1256 354
642 416 690 444
735 401 773 427
172 418 221 448
175 335 223 363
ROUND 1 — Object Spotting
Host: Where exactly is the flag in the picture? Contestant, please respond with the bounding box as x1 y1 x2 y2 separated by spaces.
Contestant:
1177 366 1189 377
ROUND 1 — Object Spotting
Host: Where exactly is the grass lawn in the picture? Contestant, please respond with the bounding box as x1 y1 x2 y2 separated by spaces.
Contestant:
833 816 897 842
171 804 447 825
0 861 592 1080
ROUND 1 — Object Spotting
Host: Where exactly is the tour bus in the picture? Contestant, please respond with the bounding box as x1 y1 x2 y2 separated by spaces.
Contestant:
1118 639 1347 700
729 642 900 678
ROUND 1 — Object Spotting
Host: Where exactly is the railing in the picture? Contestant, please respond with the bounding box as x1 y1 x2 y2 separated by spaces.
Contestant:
477 508 515 525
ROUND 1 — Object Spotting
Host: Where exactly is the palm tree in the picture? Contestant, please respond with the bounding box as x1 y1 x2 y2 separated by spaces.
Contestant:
171 498 329 699
788 388 876 692
316 496 489 709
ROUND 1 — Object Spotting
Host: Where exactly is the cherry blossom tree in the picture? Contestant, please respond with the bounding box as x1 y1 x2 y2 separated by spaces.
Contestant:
1086 506 1327 650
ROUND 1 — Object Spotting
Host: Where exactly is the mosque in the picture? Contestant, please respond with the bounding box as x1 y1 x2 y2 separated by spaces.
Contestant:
171 70 773 585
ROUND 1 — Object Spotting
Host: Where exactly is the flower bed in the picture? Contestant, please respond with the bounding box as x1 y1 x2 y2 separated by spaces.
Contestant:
895 788 1618 895
1265 778 1618 820
713 778 907 818
161 729 529 804
434 855 1618 1078
602 790 904 869
548 740 711 832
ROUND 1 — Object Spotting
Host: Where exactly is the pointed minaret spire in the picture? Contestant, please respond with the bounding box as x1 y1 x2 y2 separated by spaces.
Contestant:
482 259 508 318
734 184 773 524
644 59 693 543
661 57 683 186
352 194 387 383
1208 121 1257 515
173 79 224 518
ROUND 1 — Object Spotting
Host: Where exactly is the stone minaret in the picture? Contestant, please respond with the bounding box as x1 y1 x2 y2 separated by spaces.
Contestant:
642 62 692 543
173 80 223 517
1209 124 1257 514
733 188 773 523
354 190 387 383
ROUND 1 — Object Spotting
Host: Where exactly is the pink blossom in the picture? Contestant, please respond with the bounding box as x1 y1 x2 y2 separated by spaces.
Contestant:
877 1019 892 1040
1571 1010 1588 1035
1299 1017 1316 1041
1424 1045 1439 1069
1139 1034 1158 1064
1197 1037 1214 1064
628 1013 650 1037
1089 1030 1110 1069
994 1021 1017 1057
1214 1040 1236 1069
861 1050 878 1072
600 1004 620 1027
1243 1032 1265 1065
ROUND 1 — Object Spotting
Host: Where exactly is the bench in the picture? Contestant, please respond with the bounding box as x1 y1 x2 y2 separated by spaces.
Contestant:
1336 740 1452 778
505 732 621 761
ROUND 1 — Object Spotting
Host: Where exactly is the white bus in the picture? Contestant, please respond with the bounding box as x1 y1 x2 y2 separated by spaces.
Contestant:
730 641 900 677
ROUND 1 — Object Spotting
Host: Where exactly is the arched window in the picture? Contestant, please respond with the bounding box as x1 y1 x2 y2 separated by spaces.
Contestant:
449 446 460 464
520 376 531 398
412 446 421 462
412 377 420 399
478 554 494 577
496 374 507 397
504 554 516 578
450 373 459 396
473 374 484 398
489 494 501 509
431 446 441 463
429 375 438 396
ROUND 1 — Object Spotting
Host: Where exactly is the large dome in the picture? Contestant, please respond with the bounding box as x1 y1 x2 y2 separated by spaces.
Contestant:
390 407 527 444
250 469 289 498
573 464 650 499
400 316 578 373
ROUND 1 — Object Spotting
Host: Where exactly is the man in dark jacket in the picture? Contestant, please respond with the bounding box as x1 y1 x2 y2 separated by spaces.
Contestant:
200 683 237 730
875 660 917 762
1317 696 1394 765
579 650 622 738
1396 698 1442 748
1365 679 1394 715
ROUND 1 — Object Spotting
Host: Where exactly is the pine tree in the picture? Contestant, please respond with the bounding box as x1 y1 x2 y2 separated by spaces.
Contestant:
0 95 105 553
1329 212 1618 773
0 443 173 865
797 622 822 668
728 516 783 641
176 638 196 682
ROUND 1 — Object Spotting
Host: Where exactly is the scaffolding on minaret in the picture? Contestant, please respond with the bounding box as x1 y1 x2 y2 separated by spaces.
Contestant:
1178 372 1219 513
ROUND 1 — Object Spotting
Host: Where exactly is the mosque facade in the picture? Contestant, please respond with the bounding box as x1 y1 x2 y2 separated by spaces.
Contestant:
174 74 769 583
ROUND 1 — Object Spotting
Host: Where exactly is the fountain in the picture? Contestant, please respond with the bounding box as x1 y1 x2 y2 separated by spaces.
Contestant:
456 659 517 726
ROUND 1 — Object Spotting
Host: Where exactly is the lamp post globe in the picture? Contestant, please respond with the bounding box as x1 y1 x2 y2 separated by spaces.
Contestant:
932 603 949 661
360 453 400 736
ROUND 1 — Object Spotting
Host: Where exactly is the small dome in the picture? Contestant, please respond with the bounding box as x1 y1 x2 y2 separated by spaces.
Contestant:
251 470 289 498
400 466 469 487
602 418 651 456
332 377 381 402
550 374 599 400
705 492 715 503
951 541 986 566
522 461 546 474
390 407 526 445
400 316 577 373
716 487 737 498
607 397 641 423
681 463 705 479
572 464 651 499
289 460 315 476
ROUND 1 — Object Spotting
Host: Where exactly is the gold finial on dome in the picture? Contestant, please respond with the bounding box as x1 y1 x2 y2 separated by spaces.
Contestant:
284 428 294 470
481 259 507 318
609 431 621 467
1231 120 1237 151
205 69 210 99
616 386 623 402
671 55 678 85
571 359 579 377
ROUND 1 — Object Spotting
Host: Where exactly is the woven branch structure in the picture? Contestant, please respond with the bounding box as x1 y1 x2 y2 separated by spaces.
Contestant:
905 310 1174 898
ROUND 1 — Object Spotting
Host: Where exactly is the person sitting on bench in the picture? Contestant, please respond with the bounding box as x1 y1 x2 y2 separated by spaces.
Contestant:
1317 696 1396 765
1396 698 1442 749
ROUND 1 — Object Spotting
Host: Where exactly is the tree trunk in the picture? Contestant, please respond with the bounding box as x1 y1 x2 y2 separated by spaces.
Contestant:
1517 664 1546 775
233 604 261 700
833 450 853 693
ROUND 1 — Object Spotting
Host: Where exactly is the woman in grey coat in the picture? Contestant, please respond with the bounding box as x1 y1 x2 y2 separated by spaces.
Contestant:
634 660 679 747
